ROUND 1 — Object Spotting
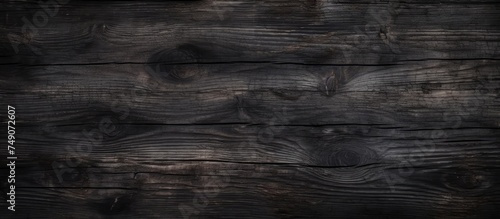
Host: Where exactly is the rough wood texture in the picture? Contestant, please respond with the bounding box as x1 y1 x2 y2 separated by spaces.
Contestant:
1 0 499 218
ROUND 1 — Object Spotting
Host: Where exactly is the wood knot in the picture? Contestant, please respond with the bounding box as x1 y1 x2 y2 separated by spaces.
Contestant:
318 71 339 96
147 43 207 84
443 169 488 191
90 23 108 38
330 149 361 166
316 140 379 167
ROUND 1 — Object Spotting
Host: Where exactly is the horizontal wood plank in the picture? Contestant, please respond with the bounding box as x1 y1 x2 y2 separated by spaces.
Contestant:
1 1 499 65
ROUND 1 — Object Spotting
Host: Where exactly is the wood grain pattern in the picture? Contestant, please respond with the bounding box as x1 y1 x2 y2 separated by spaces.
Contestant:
1 0 499 218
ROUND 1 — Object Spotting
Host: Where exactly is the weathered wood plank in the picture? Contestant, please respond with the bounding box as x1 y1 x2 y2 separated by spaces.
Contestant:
2 60 499 126
7 157 500 218
1 1 499 65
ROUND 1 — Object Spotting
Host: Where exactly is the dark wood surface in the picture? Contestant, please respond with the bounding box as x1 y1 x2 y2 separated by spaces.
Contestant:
1 0 500 218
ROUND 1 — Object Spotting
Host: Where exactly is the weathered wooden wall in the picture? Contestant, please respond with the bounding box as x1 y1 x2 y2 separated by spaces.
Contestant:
1 0 500 218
